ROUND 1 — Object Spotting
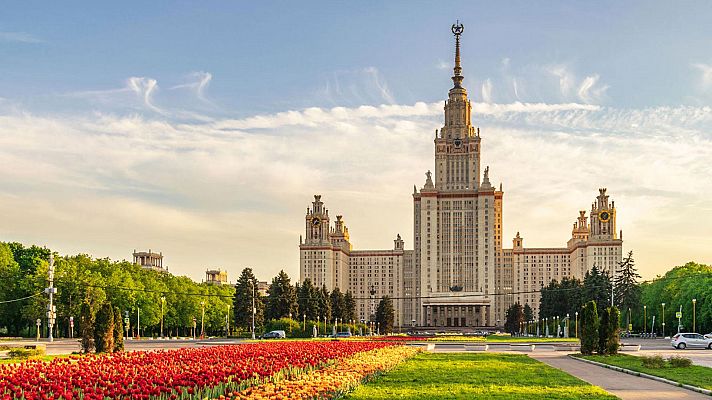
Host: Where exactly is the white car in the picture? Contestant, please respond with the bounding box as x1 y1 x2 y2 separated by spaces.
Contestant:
671 333 712 349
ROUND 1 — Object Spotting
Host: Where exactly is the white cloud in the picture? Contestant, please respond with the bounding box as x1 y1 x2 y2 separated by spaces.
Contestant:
693 63 712 87
0 101 710 283
547 64 575 97
127 77 162 113
577 74 609 104
436 60 449 70
171 71 213 102
481 79 493 103
0 31 43 44
317 67 396 105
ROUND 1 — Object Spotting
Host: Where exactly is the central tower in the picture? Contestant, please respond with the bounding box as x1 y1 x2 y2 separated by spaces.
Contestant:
406 22 503 328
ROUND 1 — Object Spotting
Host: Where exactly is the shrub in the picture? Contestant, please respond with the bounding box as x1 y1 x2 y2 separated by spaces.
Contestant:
8 347 45 359
668 355 692 368
606 307 621 355
641 354 665 368
598 307 610 355
580 301 599 355
94 302 115 353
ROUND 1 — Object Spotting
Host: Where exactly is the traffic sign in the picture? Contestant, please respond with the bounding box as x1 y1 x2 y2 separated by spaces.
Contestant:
676 311 682 319
124 318 130 325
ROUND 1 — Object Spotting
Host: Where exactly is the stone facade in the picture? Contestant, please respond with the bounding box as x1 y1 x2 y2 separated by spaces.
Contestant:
132 249 167 272
299 24 623 328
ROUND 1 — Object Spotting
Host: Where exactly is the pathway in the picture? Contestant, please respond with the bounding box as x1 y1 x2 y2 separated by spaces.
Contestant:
531 353 709 400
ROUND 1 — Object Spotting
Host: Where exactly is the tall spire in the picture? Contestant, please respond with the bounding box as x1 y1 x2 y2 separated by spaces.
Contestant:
451 21 464 89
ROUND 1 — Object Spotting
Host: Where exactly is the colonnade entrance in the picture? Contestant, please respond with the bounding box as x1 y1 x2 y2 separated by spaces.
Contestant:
423 304 489 327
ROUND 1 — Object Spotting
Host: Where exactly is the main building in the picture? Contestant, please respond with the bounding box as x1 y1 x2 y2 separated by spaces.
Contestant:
299 24 623 328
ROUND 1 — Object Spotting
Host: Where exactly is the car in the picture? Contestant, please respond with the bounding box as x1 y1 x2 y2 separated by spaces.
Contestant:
671 333 712 349
705 333 712 340
261 330 286 339
334 331 352 338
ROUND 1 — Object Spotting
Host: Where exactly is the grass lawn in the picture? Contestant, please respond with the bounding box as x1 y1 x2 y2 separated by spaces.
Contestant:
0 354 68 364
343 353 616 400
578 354 712 390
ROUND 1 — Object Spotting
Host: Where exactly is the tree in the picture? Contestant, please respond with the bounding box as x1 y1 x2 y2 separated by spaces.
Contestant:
614 251 641 327
233 268 265 333
523 303 534 323
79 299 95 353
295 279 320 322
583 266 612 311
580 301 599 356
607 307 621 355
317 285 331 322
265 270 298 321
344 291 357 322
113 306 124 352
539 278 583 323
375 296 394 334
504 302 524 335
94 302 115 353
598 306 610 355
330 287 346 321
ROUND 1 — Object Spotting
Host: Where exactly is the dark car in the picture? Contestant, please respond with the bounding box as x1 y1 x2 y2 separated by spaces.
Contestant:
261 330 286 339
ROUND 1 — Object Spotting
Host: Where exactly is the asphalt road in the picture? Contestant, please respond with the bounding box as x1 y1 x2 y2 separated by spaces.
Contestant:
1 337 247 355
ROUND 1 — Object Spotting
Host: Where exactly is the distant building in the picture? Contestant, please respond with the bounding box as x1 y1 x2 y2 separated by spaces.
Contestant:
132 249 167 272
205 269 228 285
257 281 269 296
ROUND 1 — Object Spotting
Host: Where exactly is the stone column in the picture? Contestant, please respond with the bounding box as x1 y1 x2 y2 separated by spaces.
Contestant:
479 306 486 327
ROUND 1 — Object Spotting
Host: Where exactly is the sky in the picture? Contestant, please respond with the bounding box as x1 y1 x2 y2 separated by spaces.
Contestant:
0 2 711 283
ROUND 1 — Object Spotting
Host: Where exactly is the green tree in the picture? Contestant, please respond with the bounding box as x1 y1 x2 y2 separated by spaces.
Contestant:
265 270 298 321
233 268 265 333
0 243 22 335
598 307 611 355
296 279 320 322
523 303 534 323
94 302 115 353
613 251 640 325
581 300 599 356
607 307 621 355
583 266 612 311
375 296 394 334
318 285 331 322
113 306 124 352
79 298 96 353
344 291 357 322
504 302 524 335
330 287 346 321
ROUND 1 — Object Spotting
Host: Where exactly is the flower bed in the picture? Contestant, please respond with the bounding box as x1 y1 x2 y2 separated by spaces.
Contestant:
0 341 398 399
218 345 420 399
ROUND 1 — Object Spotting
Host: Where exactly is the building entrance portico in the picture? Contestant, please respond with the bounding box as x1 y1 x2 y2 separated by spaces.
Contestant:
422 293 491 328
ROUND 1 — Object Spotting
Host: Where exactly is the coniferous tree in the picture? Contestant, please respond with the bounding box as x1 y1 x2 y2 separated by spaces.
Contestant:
317 285 331 322
330 287 346 321
375 296 394 334
79 299 95 353
343 291 357 322
113 306 124 352
581 301 599 355
523 303 534 323
607 306 621 355
504 302 524 335
233 268 265 332
583 266 612 311
94 302 115 353
598 307 611 355
614 251 641 324
266 270 298 321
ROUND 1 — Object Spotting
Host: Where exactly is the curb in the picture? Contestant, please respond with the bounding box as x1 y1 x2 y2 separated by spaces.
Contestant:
569 355 712 397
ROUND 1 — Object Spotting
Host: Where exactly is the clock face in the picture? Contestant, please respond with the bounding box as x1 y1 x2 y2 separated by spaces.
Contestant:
311 217 321 226
599 211 611 222
454 139 462 148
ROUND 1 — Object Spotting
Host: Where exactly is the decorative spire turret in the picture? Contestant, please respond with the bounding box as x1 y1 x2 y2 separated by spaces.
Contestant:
451 21 464 89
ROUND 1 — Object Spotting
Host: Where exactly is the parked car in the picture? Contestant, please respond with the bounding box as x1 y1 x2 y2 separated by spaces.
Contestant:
261 330 286 339
704 333 712 340
334 331 352 338
671 333 712 349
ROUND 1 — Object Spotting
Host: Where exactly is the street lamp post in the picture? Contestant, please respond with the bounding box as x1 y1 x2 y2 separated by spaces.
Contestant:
289 312 293 333
566 313 570 338
575 312 579 338
643 305 647 336
248 280 256 340
692 299 697 333
45 255 57 342
661 303 666 337
160 296 165 338
303 314 306 331
226 304 230 337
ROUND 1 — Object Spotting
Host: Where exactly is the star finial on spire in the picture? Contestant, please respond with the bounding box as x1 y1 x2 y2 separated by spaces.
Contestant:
451 20 464 88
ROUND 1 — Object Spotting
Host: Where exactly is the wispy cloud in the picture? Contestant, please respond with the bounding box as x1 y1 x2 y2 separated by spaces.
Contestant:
127 77 162 113
0 31 44 44
692 63 712 88
171 71 213 102
317 67 396 106
481 79 493 103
